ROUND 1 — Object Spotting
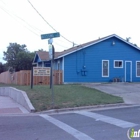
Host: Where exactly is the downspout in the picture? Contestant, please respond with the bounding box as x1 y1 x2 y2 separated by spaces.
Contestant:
76 46 79 82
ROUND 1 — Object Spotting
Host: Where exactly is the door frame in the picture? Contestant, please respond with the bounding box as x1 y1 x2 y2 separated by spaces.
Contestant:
102 60 109 77
125 61 132 82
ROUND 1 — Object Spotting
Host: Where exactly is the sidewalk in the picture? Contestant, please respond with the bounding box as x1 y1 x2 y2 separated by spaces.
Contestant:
0 96 29 114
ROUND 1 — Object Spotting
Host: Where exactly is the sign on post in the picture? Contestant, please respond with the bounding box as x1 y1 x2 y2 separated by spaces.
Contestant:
40 32 60 108
48 38 53 44
41 32 60 40
49 44 53 59
33 67 50 76
48 44 55 60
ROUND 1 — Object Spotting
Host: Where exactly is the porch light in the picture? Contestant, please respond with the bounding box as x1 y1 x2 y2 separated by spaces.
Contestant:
83 65 86 69
112 41 115 46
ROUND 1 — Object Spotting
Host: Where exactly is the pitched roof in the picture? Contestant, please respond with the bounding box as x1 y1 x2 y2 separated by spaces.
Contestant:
33 34 140 62
35 51 61 62
37 51 49 61
55 37 107 58
55 34 140 59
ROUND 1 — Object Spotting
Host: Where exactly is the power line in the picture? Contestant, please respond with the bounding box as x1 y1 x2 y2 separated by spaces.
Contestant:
0 5 70 49
0 1 71 49
0 5 40 36
27 0 57 31
0 6 70 49
27 0 77 45
0 1 43 34
53 42 69 49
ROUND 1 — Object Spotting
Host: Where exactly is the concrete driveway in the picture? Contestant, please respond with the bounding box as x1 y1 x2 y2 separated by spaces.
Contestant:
84 83 140 104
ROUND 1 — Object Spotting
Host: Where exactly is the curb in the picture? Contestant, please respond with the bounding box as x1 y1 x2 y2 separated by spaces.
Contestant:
36 103 139 115
0 87 35 113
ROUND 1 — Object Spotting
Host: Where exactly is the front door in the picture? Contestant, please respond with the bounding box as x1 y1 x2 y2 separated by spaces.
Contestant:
125 61 132 82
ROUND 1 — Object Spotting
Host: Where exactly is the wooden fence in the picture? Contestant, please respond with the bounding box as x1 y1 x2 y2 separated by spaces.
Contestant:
0 70 63 85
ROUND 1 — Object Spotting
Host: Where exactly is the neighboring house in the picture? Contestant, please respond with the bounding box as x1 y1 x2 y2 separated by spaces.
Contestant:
33 34 140 83
33 51 60 67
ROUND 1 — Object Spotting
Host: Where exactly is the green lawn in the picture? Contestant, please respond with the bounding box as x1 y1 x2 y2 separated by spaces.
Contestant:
0 84 123 111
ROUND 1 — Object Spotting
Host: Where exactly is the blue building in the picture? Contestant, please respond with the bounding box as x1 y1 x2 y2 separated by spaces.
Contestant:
33 34 140 83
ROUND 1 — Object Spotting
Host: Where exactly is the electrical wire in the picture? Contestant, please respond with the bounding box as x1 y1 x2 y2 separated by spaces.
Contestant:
53 42 69 49
27 0 78 45
0 5 40 36
0 7 70 50
0 1 71 49
0 1 43 34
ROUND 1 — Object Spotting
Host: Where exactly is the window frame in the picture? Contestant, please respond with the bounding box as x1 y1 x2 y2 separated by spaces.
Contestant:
136 61 140 77
57 61 60 70
114 60 123 68
102 60 109 77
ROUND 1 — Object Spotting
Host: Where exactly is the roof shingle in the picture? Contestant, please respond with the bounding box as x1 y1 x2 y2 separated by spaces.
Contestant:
36 51 61 61
35 34 139 61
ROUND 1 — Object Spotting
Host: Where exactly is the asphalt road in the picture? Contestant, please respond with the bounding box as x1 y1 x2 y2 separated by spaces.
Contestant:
0 106 140 140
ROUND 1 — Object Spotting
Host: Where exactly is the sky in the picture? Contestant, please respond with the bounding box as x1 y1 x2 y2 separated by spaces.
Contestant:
0 0 140 63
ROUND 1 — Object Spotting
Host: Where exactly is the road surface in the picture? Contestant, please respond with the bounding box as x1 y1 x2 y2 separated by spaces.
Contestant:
0 105 140 140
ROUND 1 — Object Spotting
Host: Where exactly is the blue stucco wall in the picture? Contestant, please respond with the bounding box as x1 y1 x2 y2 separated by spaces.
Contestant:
64 37 140 82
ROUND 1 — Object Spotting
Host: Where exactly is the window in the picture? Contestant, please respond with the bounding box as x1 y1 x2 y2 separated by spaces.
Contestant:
102 60 109 77
57 60 60 70
114 60 123 68
136 61 140 77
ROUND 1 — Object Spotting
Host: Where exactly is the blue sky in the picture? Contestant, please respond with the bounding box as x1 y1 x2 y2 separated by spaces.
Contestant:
0 0 140 63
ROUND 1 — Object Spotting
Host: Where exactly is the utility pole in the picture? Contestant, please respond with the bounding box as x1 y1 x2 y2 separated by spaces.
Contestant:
73 42 75 47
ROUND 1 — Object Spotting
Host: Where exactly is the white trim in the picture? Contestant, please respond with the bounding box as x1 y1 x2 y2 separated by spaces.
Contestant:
32 52 37 63
114 35 140 50
114 60 123 68
62 57 64 83
136 61 140 77
102 60 109 77
42 62 44 67
57 60 60 70
125 61 132 82
33 53 42 63
56 34 140 59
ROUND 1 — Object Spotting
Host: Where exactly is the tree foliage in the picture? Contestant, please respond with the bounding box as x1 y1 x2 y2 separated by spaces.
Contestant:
16 51 35 70
38 48 46 51
3 43 35 71
0 63 5 73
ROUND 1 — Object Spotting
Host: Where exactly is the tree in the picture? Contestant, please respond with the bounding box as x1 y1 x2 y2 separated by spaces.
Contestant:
0 63 4 73
3 43 35 71
38 48 46 51
17 51 35 70
0 62 8 73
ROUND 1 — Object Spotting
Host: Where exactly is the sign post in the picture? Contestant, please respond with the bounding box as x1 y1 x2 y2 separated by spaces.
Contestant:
41 32 60 108
31 64 37 89
31 65 33 89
